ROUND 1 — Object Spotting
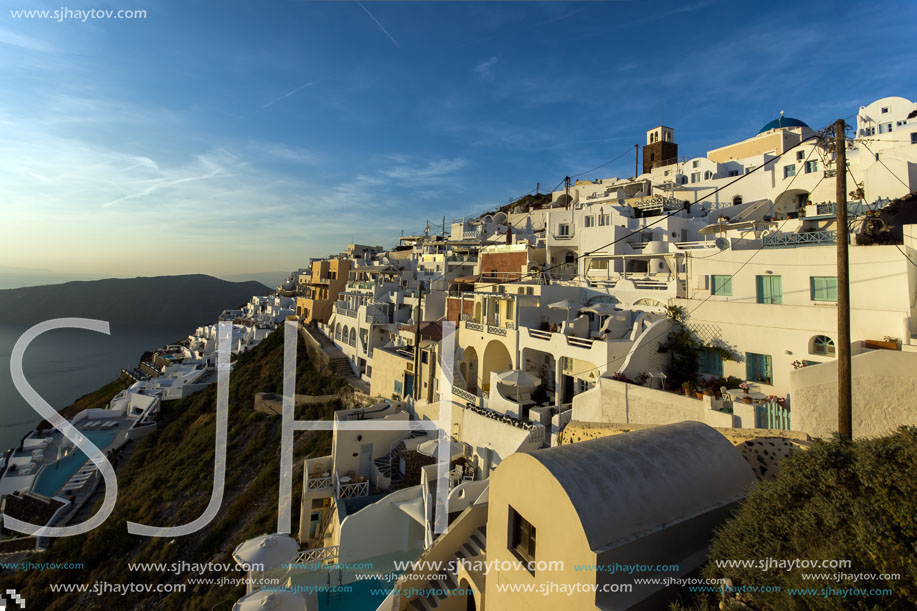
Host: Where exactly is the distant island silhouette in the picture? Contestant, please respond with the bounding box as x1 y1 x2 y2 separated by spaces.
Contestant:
0 274 271 330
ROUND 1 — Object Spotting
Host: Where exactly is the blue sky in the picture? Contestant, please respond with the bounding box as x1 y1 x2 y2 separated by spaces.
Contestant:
1 0 915 283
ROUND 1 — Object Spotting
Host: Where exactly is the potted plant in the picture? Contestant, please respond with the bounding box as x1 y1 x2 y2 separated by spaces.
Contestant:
865 337 900 351
739 382 750 394
682 381 693 396
703 382 715 397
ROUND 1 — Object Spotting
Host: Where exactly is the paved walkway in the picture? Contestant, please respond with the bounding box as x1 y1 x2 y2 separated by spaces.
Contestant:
300 325 371 395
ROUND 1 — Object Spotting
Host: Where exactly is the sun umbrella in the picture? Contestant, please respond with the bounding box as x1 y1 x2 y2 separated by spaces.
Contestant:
417 439 464 459
496 369 541 407
496 369 540 389
232 590 306 611
548 299 585 323
232 534 300 571
582 302 619 317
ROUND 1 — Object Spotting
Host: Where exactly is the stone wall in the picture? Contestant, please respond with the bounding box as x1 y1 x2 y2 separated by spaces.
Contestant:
560 421 812 481
401 450 436 488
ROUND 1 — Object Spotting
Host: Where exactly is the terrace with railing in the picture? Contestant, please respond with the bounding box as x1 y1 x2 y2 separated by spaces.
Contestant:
446 254 478 262
365 311 389 324
802 198 892 220
457 397 546 437
334 303 358 318
293 545 340 565
762 230 839 248
349 281 377 291
305 470 370 500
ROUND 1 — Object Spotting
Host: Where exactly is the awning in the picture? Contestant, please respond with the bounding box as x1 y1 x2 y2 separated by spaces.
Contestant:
417 439 464 459
452 275 481 284
393 491 426 525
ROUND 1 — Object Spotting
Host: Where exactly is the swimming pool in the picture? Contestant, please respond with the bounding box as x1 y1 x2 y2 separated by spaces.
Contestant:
31 429 117 497
317 578 390 611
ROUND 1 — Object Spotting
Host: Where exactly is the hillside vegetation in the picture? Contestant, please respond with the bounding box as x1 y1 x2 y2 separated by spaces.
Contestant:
673 428 917 610
2 328 346 610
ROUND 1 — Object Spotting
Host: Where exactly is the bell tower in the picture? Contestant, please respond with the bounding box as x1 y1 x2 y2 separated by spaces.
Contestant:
642 126 677 174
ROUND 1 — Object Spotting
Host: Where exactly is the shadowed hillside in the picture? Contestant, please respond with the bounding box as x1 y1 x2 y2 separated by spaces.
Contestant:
1 328 346 610
0 275 270 330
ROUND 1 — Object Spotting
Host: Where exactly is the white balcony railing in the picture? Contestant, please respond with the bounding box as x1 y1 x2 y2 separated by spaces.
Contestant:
336 479 370 499
294 545 340 565
452 386 479 404
334 304 357 318
308 476 334 490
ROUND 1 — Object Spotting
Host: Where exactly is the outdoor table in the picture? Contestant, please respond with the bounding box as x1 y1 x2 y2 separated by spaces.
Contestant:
726 389 768 402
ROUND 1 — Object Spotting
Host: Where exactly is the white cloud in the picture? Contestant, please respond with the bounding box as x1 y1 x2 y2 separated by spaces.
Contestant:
474 56 498 81
0 26 56 52
381 158 469 182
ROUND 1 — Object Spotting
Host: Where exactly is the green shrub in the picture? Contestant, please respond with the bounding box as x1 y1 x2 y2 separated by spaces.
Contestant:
701 427 917 610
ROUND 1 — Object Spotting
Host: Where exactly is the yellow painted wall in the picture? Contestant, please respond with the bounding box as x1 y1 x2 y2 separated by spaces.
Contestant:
485 453 599 610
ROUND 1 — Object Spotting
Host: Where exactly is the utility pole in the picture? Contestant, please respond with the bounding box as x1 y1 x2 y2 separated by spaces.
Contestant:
564 176 571 206
635 143 639 178
413 283 425 401
835 119 852 440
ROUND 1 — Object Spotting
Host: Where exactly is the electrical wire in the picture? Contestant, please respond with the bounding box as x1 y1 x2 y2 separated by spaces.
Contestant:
564 132 832 379
858 141 913 191
569 145 638 179
470 132 826 292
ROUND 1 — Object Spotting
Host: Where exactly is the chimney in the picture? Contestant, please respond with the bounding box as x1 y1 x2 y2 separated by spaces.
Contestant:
506 223 512 245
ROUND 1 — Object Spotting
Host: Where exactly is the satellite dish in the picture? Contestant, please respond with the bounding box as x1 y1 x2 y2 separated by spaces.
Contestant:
714 237 729 250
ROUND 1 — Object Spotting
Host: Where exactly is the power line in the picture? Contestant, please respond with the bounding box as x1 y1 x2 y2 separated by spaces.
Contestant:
472 131 826 292
858 141 912 191
569 145 637 179
565 131 831 380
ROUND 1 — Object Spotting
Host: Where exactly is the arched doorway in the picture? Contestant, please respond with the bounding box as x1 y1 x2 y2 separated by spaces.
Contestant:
482 341 512 392
461 346 479 393
460 579 477 611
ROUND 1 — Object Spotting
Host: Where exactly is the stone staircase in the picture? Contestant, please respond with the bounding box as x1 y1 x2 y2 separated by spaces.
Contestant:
407 526 487 611
329 355 354 377
372 424 430 489
372 443 404 488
